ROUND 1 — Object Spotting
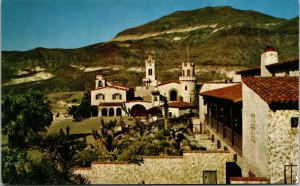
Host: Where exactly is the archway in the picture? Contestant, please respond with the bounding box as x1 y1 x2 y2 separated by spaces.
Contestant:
102 108 107 117
146 106 162 117
131 104 147 117
116 108 122 116
169 89 178 101
109 108 114 116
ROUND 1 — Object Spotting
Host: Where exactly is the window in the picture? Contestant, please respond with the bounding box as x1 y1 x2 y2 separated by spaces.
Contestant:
112 93 122 100
291 117 298 128
211 134 214 142
148 69 152 76
185 86 187 91
96 94 105 100
182 70 185 76
187 69 190 76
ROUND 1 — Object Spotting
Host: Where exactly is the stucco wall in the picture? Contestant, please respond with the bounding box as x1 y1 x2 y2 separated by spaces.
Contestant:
134 86 155 100
158 82 182 101
242 83 270 177
91 87 127 106
75 152 233 184
289 70 299 76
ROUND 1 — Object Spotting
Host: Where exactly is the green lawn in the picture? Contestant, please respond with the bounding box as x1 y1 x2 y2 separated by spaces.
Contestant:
48 116 136 145
48 116 135 135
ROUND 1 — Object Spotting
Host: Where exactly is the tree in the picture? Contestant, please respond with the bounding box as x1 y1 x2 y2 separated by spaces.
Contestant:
27 129 90 184
161 95 169 130
67 91 96 120
2 92 53 148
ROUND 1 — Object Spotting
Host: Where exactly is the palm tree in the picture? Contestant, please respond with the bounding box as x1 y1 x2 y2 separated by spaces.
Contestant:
2 92 53 148
28 129 90 184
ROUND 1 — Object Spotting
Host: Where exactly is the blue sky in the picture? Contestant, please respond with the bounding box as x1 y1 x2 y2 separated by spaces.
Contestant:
2 0 299 51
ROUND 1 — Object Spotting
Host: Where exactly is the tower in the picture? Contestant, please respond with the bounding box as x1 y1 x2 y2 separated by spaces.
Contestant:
95 74 106 89
143 55 157 87
261 46 278 77
179 62 196 102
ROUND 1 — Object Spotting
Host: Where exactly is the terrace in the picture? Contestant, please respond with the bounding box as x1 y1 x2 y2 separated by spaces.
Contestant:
200 84 243 155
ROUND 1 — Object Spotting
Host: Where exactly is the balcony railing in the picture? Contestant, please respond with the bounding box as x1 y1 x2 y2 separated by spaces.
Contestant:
204 114 242 154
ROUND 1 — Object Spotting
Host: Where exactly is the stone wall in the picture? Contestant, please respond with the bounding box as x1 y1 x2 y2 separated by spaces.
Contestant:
75 151 233 184
268 109 298 183
242 83 298 183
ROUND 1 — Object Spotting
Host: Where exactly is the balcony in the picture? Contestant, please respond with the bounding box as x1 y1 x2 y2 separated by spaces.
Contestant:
205 114 242 155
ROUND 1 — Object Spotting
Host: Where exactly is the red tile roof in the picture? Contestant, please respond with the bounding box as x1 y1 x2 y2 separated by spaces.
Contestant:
200 84 242 102
92 85 129 91
99 102 124 106
167 101 197 108
242 76 298 104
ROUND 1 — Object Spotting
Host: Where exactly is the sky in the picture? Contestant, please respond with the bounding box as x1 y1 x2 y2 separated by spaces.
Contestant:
1 0 299 51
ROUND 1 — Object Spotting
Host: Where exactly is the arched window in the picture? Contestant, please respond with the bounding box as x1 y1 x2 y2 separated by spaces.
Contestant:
187 69 191 76
185 86 187 91
182 70 185 76
109 108 114 116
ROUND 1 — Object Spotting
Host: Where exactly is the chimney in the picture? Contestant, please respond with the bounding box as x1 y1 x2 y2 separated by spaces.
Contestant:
261 46 278 76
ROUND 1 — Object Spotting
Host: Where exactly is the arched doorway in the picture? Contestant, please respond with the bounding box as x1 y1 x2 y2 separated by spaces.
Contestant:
116 108 122 116
169 89 177 101
102 108 107 117
109 108 114 116
131 104 147 117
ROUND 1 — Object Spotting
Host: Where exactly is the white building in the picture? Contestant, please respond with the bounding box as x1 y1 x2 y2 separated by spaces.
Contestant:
197 46 299 183
91 55 197 117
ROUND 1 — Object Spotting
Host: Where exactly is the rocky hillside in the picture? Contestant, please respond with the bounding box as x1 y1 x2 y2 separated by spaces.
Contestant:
2 6 298 95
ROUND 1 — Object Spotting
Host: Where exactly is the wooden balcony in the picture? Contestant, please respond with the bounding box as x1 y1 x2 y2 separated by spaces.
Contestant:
205 114 242 155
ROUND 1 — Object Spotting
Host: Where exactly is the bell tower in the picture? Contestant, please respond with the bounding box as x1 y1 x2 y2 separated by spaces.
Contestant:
143 55 157 87
179 62 196 102
95 74 106 89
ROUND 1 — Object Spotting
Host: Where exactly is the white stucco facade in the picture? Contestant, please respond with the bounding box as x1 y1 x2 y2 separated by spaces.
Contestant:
91 87 127 106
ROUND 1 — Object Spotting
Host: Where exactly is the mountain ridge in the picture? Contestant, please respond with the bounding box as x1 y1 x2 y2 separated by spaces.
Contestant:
2 6 298 95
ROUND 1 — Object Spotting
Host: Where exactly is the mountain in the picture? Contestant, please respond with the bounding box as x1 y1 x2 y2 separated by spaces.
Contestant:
2 6 298 95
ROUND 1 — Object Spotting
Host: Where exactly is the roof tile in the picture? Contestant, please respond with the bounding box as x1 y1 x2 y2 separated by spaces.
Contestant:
200 84 242 102
242 76 298 104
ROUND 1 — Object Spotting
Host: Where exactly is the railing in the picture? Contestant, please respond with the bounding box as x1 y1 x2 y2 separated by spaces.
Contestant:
218 122 224 136
224 127 232 142
204 114 242 154
233 133 242 154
